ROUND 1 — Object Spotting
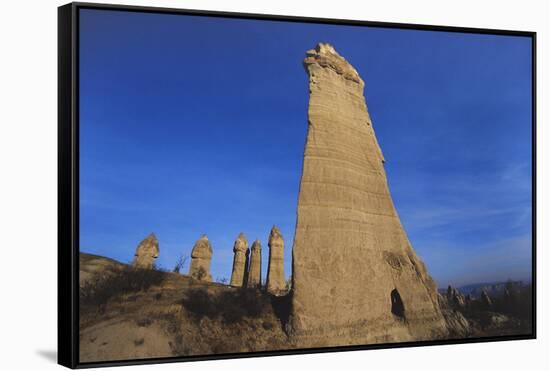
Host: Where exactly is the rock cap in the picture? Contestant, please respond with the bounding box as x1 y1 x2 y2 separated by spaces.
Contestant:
251 239 261 251
304 43 364 86
268 225 283 245
136 233 159 257
191 234 213 259
233 232 249 253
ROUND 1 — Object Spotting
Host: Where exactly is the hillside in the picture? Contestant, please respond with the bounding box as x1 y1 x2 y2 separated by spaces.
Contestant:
79 252 532 363
79 253 291 363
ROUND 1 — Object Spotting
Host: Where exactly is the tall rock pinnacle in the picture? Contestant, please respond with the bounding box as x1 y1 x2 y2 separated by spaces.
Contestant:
266 226 286 295
247 239 262 288
289 43 448 346
230 233 249 287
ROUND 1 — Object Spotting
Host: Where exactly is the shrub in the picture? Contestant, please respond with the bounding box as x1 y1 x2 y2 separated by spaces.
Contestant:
216 276 229 284
180 287 269 324
80 266 165 311
195 267 207 281
173 255 188 274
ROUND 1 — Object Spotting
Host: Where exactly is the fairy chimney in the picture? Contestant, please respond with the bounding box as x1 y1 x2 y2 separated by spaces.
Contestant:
247 240 262 288
230 233 249 287
289 43 449 346
189 235 213 282
266 226 286 295
132 233 159 269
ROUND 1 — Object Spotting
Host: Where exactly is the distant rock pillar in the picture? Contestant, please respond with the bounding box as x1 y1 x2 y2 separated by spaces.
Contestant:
230 233 249 287
189 235 213 282
481 290 493 307
446 286 464 307
266 226 286 295
132 233 159 269
247 240 262 288
446 285 453 301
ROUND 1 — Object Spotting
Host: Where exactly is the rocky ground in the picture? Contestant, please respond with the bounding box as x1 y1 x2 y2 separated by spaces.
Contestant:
79 253 290 363
439 285 533 340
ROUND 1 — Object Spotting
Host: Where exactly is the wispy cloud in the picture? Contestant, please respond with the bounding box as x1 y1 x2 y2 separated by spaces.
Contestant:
394 162 533 287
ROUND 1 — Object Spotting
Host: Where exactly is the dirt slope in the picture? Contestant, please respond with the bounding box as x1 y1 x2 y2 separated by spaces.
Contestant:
79 252 290 363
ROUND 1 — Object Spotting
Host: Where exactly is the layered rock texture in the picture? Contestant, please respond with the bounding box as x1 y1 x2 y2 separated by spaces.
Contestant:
230 233 249 287
266 226 286 295
289 43 448 346
247 240 262 288
132 233 159 269
189 235 213 282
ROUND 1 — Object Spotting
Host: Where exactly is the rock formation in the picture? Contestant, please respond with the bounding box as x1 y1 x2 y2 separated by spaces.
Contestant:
247 240 262 288
132 233 159 269
481 290 493 307
289 43 449 346
446 285 454 300
189 235 213 282
437 293 471 337
266 226 286 295
230 233 249 287
446 285 466 309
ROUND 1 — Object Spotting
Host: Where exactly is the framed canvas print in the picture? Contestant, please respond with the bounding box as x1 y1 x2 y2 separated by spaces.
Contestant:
58 2 536 368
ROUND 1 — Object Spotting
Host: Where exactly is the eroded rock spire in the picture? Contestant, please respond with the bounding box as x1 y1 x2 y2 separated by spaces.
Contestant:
188 235 213 281
132 233 159 269
266 226 286 295
230 233 249 287
247 239 262 288
289 43 448 345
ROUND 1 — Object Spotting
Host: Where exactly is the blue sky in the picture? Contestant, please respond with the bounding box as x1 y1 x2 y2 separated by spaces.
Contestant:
79 9 532 287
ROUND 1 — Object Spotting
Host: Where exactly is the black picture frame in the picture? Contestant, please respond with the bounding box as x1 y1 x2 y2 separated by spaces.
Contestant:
58 2 537 369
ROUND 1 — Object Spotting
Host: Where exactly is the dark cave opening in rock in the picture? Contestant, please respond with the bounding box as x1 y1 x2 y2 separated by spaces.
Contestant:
391 289 406 319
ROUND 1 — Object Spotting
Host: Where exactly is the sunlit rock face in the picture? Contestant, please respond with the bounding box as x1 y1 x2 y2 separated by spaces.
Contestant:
132 233 159 269
247 240 262 288
289 43 449 346
230 233 249 287
189 235 213 282
266 226 286 295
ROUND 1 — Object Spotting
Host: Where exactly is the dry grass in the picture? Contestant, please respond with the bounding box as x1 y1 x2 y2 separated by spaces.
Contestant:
181 287 270 324
80 265 165 314
79 253 291 361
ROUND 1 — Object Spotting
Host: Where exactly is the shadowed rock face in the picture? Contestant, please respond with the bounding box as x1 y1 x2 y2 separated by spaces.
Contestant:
230 233 249 287
189 235 213 282
132 233 159 269
289 43 449 346
481 290 493 307
247 240 262 288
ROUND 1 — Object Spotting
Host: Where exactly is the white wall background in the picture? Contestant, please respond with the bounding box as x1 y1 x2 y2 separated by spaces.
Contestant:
0 0 546 369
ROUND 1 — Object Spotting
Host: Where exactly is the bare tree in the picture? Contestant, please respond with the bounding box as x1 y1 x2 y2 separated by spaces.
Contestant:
173 255 189 274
